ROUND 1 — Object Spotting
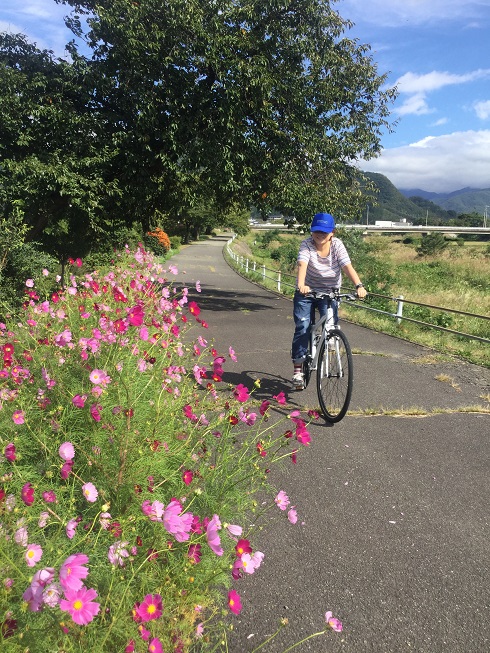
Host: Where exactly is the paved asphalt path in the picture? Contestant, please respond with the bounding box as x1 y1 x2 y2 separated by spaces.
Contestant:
169 236 490 653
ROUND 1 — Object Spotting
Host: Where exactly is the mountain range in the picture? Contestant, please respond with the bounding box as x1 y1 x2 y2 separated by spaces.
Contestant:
362 172 489 223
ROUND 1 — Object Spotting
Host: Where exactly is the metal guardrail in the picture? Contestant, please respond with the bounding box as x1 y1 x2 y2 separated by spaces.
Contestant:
225 237 490 346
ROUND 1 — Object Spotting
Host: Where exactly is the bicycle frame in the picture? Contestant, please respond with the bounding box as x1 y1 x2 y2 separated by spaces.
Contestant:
304 290 356 381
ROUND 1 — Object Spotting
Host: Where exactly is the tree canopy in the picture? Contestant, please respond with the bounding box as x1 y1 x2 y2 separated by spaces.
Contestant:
1 0 397 255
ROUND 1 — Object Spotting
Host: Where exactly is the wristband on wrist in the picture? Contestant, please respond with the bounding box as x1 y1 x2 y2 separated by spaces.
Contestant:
355 283 364 289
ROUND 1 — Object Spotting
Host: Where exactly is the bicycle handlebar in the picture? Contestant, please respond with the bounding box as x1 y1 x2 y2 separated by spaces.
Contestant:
304 290 359 301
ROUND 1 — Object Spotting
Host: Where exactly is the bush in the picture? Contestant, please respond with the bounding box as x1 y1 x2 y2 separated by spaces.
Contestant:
416 233 449 257
0 246 331 651
169 235 182 251
144 228 171 256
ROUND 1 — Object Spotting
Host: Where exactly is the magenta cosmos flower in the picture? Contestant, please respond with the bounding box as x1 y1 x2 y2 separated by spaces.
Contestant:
81 482 98 502
59 553 89 591
227 589 242 615
60 586 100 625
148 638 163 653
136 594 163 622
21 482 35 506
4 442 16 462
233 383 249 403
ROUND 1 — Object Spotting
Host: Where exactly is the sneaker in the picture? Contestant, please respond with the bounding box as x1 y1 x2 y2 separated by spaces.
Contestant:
292 372 304 389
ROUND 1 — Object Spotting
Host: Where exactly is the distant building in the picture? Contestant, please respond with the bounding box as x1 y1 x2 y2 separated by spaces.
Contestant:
374 219 413 227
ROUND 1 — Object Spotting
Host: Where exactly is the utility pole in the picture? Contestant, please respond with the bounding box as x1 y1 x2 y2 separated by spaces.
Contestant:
366 204 369 226
484 206 488 228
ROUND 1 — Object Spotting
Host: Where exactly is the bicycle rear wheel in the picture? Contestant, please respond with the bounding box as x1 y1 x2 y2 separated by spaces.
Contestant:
316 329 353 423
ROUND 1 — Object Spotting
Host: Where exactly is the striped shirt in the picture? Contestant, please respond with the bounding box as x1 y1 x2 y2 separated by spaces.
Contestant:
297 236 351 290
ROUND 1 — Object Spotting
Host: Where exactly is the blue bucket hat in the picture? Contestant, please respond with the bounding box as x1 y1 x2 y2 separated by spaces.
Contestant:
311 213 335 233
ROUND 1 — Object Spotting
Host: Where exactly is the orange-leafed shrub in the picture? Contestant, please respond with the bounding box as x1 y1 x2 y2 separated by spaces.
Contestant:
146 227 171 253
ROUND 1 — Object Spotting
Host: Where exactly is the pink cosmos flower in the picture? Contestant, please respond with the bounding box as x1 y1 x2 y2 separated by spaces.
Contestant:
59 553 89 591
275 490 290 510
21 482 34 506
148 637 163 653
136 594 163 622
162 500 193 542
206 514 223 556
196 622 204 638
108 541 130 567
226 523 243 537
240 553 257 575
59 441 75 461
325 611 343 632
273 391 286 404
26 278 34 287
15 527 28 546
125 640 136 653
42 582 62 608
12 410 25 425
233 383 250 402
22 567 56 611
82 482 98 502
42 490 57 503
288 508 298 524
228 346 238 362
38 511 49 527
227 589 242 615
89 369 111 385
195 280 201 292
60 586 100 625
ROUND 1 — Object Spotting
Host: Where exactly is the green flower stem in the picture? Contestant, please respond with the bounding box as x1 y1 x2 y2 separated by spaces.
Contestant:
250 623 284 652
279 630 328 653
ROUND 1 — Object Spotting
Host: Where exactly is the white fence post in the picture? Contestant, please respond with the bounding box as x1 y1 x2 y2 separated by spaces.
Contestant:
396 296 404 324
277 271 281 293
246 258 249 273
262 264 266 280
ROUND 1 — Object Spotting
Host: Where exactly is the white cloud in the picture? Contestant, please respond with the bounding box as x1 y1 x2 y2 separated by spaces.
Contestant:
474 100 490 120
395 70 490 94
360 130 490 192
392 69 490 117
432 118 449 126
338 0 490 28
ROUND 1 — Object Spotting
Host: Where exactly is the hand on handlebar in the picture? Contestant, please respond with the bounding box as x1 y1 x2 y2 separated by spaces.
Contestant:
356 286 367 299
297 284 311 295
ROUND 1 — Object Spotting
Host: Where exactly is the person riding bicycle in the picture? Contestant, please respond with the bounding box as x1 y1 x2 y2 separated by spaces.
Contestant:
291 212 367 389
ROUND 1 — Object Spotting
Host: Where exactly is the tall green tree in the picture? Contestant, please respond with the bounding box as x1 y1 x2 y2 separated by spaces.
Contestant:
0 33 118 262
57 0 397 228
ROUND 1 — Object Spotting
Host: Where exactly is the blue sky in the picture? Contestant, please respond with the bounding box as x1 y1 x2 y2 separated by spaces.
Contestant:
2 0 490 194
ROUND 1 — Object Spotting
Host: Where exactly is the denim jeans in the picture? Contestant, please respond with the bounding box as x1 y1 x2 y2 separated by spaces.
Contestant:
291 291 338 364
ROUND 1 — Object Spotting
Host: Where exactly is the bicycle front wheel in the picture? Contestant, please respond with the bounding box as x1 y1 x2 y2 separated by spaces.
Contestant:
316 329 353 423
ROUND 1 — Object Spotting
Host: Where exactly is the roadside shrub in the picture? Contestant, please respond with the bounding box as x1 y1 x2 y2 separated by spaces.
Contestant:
0 246 338 652
169 235 182 251
416 233 448 257
145 227 171 256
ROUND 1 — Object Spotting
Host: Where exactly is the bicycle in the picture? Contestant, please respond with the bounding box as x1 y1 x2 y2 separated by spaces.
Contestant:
298 290 357 423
